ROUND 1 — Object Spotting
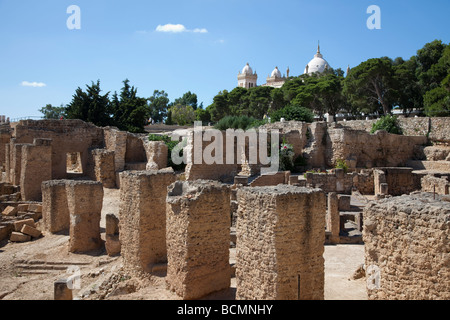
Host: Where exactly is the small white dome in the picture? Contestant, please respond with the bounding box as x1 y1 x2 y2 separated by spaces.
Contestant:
271 67 282 78
242 63 253 75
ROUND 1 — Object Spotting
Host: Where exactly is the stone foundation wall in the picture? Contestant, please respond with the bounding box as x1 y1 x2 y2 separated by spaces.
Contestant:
421 174 450 195
119 170 176 275
166 180 231 299
363 193 450 300
236 185 325 300
249 171 289 187
373 168 419 196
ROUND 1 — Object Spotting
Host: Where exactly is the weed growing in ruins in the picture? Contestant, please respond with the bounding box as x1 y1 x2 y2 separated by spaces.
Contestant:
279 139 295 171
370 115 403 135
335 159 349 173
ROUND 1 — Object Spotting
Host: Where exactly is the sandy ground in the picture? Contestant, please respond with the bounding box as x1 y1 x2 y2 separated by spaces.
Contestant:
0 187 367 300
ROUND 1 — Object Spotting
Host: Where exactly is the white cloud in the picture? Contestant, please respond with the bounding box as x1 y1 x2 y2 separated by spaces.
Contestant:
156 24 188 33
21 81 47 88
193 28 208 34
155 24 208 34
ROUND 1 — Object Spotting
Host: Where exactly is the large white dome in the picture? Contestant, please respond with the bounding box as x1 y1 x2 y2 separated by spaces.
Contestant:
242 63 253 75
271 66 282 78
304 45 330 74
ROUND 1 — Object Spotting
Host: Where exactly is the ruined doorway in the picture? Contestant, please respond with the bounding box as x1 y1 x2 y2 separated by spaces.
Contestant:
66 152 83 174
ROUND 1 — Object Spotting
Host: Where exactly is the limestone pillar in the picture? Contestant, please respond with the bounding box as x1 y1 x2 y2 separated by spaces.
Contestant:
166 180 231 300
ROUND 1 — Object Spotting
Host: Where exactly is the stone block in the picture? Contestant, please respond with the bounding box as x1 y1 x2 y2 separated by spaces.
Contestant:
338 195 351 211
17 204 29 212
105 213 119 235
20 224 42 238
2 206 17 217
14 218 35 232
28 204 42 213
54 279 72 300
10 232 31 242
105 234 121 257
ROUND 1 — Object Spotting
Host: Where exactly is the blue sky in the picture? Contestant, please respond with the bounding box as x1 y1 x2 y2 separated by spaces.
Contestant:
0 0 449 119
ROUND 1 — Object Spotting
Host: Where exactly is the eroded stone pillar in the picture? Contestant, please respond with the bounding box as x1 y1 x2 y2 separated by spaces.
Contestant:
327 192 340 244
166 180 231 300
66 180 103 253
236 185 326 300
119 170 176 274
42 180 70 233
20 138 52 201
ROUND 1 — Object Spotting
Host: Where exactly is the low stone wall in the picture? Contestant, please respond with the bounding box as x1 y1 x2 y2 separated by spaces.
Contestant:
363 193 450 300
421 174 450 195
338 117 450 143
249 171 289 187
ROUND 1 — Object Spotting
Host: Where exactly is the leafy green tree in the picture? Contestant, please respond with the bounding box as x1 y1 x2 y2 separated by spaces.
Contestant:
343 57 398 115
148 90 170 123
169 104 196 125
393 56 424 115
208 90 230 122
39 104 66 119
65 80 113 127
416 40 448 93
111 79 148 133
172 91 199 110
196 108 211 124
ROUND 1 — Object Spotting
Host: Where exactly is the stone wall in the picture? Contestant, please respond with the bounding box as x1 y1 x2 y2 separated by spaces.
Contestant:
421 174 450 195
363 193 450 300
119 170 176 275
373 168 420 196
13 120 104 180
338 117 450 143
236 185 325 300
166 180 231 300
249 171 289 187
326 126 428 169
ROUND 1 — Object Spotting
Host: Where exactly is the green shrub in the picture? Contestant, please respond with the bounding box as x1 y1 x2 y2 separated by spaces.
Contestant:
270 104 314 123
370 115 403 135
335 159 349 173
148 134 186 171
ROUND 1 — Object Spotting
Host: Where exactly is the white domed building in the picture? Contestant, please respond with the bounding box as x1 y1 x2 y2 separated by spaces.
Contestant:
237 43 336 89
237 63 258 89
304 44 331 75
263 66 288 88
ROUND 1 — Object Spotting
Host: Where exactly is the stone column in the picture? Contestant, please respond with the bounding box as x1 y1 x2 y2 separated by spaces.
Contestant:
236 185 326 300
66 180 104 253
166 180 231 300
42 180 70 233
327 192 340 244
119 170 176 274
20 139 52 201
91 149 116 188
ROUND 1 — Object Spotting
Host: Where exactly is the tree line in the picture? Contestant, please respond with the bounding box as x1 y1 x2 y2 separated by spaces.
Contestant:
39 79 203 133
206 39 449 122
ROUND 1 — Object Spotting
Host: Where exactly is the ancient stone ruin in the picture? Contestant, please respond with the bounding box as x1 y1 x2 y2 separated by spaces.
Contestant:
0 117 449 300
